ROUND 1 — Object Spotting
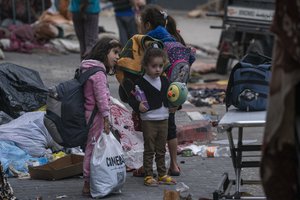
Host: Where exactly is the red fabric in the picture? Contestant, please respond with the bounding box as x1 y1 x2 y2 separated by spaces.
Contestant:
5 24 47 53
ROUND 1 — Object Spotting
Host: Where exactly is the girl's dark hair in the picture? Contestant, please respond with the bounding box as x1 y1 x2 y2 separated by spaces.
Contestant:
142 47 167 67
84 37 122 73
140 4 186 46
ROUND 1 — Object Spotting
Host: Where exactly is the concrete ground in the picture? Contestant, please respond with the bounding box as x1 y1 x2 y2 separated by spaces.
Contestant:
1 12 266 200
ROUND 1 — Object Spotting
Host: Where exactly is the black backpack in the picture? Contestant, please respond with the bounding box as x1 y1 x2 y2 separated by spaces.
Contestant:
225 53 272 111
44 67 105 147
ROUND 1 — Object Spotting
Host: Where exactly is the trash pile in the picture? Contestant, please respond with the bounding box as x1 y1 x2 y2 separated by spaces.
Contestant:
188 88 226 107
181 144 230 158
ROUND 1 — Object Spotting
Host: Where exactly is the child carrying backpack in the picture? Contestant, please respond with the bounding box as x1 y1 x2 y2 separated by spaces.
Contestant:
116 34 164 103
44 37 122 197
78 37 122 196
139 5 196 177
115 4 196 178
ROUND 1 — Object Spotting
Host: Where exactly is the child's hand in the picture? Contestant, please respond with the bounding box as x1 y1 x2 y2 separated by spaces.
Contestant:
139 101 148 113
169 106 179 113
103 117 110 134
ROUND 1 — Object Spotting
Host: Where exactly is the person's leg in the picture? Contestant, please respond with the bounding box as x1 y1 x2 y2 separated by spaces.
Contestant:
82 112 103 195
155 120 168 177
141 120 156 177
168 138 179 170
83 13 99 57
72 13 85 59
167 112 180 175
123 15 138 41
115 16 128 46
156 120 176 185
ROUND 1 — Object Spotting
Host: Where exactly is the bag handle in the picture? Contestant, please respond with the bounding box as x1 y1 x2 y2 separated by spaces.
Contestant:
87 106 98 129
241 52 272 65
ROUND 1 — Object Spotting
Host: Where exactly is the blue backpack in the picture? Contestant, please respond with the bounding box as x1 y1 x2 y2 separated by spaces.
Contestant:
225 53 272 111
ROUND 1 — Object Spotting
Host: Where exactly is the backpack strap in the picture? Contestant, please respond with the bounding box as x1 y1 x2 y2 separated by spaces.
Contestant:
77 67 107 128
87 106 98 129
77 67 106 85
241 52 272 66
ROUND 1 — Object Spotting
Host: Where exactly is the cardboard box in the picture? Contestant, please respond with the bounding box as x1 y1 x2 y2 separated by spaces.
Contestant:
29 154 84 180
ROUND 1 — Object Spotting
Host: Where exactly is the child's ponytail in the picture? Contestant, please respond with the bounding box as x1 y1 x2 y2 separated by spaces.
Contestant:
140 5 186 46
165 16 186 46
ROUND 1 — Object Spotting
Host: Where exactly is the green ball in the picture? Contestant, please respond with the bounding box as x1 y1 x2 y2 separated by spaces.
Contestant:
167 82 188 106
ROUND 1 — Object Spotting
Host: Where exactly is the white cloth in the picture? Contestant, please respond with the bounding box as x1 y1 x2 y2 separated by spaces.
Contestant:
0 112 60 157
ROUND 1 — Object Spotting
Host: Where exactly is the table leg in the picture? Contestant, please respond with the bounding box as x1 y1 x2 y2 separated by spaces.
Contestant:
226 128 236 169
235 127 243 193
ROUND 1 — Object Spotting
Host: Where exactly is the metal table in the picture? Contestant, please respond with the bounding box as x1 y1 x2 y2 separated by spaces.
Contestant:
214 109 266 200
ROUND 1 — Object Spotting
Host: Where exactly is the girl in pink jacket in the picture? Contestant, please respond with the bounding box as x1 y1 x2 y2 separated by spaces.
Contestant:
80 37 122 196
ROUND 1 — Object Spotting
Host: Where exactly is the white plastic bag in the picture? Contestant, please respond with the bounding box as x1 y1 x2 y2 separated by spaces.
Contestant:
90 132 126 198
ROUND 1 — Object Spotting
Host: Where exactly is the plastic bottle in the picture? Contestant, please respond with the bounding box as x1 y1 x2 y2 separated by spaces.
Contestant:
196 145 230 157
197 145 208 157
176 182 190 192
134 85 149 110
206 146 217 157
214 146 230 157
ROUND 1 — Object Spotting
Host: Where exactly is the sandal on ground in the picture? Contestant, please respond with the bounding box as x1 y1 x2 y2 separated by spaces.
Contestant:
158 175 177 185
133 166 145 177
168 165 181 176
144 176 158 187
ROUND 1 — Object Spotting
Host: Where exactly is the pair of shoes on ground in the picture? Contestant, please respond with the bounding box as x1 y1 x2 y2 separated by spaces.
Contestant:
133 167 158 177
134 165 181 177
144 175 176 186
